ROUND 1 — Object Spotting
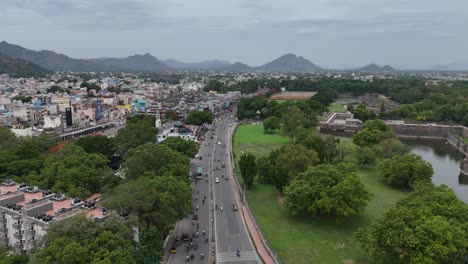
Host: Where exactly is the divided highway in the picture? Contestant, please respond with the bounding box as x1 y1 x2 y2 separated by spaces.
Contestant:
168 109 260 264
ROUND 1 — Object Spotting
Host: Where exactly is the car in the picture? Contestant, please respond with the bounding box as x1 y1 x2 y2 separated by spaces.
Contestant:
215 177 220 183
217 141 221 145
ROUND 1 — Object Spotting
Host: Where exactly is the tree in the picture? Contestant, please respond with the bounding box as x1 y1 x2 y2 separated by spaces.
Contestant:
36 144 113 199
31 215 136 264
281 106 306 141
105 175 192 232
239 153 257 189
184 110 214 126
47 85 65 94
124 144 189 180
353 103 376 122
0 244 28 264
263 116 280 132
356 147 376 167
363 119 391 132
377 138 408 158
352 129 380 147
115 122 158 155
164 110 180 121
284 163 373 219
160 137 198 158
379 153 433 188
0 126 18 151
75 135 115 159
276 144 319 178
297 132 337 163
356 183 468 264
135 228 164 264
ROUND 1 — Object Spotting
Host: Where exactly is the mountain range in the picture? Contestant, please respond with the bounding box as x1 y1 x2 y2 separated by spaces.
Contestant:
359 64 395 72
0 53 52 77
0 41 407 73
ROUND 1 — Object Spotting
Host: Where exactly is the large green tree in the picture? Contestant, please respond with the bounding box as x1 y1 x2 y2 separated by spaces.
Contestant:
281 106 306 141
239 153 257 189
284 163 373 219
276 144 319 178
30 215 135 264
160 137 198 158
115 122 158 155
75 135 115 159
124 144 189 180
32 144 114 199
135 228 164 264
262 116 280 132
379 153 433 188
0 126 18 151
105 175 192 233
184 110 214 126
356 183 468 264
356 147 376 167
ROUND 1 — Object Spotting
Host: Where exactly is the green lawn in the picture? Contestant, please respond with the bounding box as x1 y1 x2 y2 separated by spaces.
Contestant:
233 124 290 159
233 125 407 264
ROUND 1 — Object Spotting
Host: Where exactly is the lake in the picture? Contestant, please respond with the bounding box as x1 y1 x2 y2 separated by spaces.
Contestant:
401 138 468 203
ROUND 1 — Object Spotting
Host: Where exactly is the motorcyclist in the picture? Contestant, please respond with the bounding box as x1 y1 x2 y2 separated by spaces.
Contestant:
237 249 240 257
201 252 205 259
220 206 223 211
202 230 206 236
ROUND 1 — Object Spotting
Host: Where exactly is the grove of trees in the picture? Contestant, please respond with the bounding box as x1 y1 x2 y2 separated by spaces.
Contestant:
356 183 468 263
285 163 373 219
184 110 214 126
378 153 434 188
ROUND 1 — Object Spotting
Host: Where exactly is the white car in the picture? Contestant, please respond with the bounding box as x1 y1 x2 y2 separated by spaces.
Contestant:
215 177 220 183
217 141 222 145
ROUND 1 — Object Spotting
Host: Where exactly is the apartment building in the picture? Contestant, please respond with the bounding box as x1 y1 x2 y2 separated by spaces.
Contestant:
0 181 107 254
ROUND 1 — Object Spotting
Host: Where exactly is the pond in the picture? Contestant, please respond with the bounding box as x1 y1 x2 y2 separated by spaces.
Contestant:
401 138 468 203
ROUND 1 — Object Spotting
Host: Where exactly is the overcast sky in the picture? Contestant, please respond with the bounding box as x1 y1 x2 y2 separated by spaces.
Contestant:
1 0 468 68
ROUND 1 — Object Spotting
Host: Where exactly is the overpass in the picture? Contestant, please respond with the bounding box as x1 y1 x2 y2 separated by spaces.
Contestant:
59 121 122 140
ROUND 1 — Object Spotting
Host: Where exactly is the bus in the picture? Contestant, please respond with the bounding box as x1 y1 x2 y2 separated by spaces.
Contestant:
196 166 203 179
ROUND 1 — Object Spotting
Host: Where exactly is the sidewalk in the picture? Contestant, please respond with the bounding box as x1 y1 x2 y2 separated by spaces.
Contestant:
228 125 277 264
241 206 275 264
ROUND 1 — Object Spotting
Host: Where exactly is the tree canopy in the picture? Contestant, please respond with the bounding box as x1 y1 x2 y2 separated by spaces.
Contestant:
124 144 189 180
184 110 214 126
115 121 158 155
284 163 373 219
160 137 198 158
75 135 115 159
30 215 136 264
378 153 433 188
29 144 114 199
239 153 257 189
105 175 192 233
356 183 468 264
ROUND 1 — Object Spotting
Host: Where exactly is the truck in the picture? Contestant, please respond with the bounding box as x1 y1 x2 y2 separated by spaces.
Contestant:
196 166 203 180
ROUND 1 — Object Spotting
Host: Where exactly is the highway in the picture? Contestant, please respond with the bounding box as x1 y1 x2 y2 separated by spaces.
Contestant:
168 107 259 263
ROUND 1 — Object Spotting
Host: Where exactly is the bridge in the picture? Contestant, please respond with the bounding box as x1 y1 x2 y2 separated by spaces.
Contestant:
59 121 121 140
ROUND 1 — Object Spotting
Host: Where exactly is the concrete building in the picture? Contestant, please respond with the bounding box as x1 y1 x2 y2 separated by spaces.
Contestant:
0 180 107 254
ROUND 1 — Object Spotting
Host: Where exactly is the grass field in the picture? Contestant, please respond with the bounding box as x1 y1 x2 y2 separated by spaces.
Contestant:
233 125 407 264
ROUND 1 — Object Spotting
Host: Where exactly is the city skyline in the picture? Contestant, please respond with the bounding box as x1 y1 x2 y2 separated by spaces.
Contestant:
1 0 468 69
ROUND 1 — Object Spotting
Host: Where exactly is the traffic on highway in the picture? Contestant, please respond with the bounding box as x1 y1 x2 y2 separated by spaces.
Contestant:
168 107 260 264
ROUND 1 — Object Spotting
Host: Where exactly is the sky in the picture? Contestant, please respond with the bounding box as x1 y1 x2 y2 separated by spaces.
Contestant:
1 0 468 68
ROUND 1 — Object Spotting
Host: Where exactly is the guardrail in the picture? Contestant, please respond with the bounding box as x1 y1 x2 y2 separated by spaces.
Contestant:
229 123 281 264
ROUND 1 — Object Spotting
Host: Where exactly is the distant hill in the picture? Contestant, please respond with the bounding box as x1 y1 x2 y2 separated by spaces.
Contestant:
359 63 396 72
217 62 253 72
0 41 119 72
90 53 171 72
0 53 52 77
162 59 230 70
256 53 322 72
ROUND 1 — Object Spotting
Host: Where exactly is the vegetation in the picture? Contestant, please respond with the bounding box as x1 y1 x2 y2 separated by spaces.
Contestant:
356 183 468 264
105 174 192 233
184 109 214 125
160 136 198 158
262 116 280 132
378 153 434 188
75 135 115 159
239 153 257 189
29 215 136 264
115 115 158 155
123 144 189 181
0 53 51 77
